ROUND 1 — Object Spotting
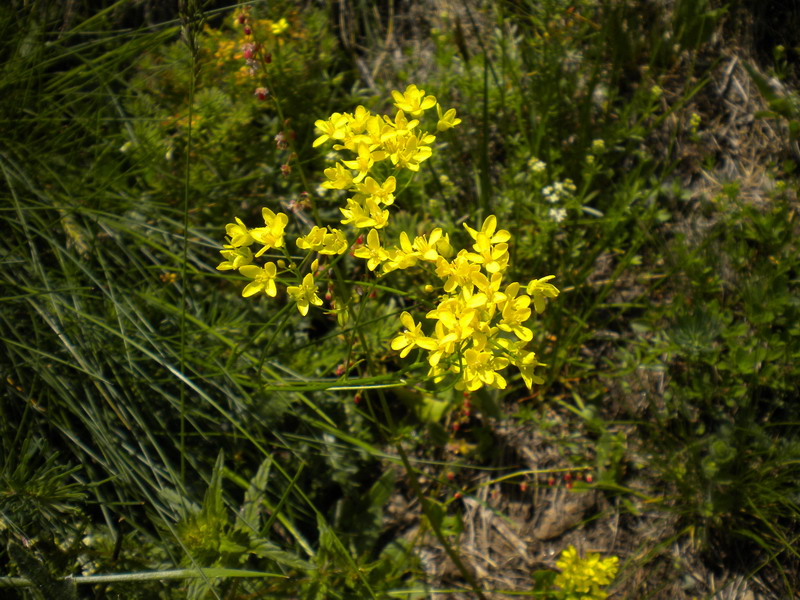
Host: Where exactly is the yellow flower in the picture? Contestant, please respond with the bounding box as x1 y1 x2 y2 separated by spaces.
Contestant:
342 143 387 183
286 272 323 316
436 104 462 131
250 208 288 257
225 216 254 247
270 18 289 35
391 84 437 117
426 298 475 346
239 262 278 297
526 275 560 313
463 214 511 245
391 312 437 357
471 271 507 308
510 346 544 389
355 176 396 206
322 163 355 190
380 110 419 143
348 113 385 149
340 197 389 229
498 282 533 342
464 215 511 273
296 226 348 255
382 232 419 272
553 545 619 600
460 347 509 391
387 131 434 172
353 229 388 271
412 228 445 262
435 251 481 293
346 105 372 134
313 112 348 148
216 245 253 271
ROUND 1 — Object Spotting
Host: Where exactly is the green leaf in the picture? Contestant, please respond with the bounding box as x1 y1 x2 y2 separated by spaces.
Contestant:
250 539 313 570
236 456 272 534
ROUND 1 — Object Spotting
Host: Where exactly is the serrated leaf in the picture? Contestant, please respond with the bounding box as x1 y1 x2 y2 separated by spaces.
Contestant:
250 539 313 570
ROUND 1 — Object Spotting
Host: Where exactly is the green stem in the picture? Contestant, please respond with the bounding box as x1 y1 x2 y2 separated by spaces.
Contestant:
0 569 286 589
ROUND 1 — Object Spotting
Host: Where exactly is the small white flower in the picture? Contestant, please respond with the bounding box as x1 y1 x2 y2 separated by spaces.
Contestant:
527 156 546 173
549 207 567 223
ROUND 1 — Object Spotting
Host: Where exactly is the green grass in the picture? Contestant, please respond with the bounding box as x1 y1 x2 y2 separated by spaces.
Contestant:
2 1 800 598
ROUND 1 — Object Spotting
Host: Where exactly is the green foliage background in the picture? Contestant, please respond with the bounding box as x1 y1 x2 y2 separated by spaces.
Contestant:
1 0 799 598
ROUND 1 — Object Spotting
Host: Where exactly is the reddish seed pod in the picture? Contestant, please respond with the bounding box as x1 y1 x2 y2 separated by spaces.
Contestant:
244 25 252 35
446 472 455 481
547 477 555 486
585 474 593 483
264 52 272 63
520 482 528 492
353 393 361 405
454 492 462 500
280 164 291 177
564 473 572 483
566 481 573 490
238 14 247 24
452 422 460 432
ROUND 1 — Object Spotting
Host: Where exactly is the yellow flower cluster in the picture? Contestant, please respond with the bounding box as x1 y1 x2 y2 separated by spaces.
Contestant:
309 85 556 392
553 545 619 600
386 216 559 391
217 84 558 392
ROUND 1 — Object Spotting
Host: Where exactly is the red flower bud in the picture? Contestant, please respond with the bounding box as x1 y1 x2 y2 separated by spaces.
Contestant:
244 25 252 35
